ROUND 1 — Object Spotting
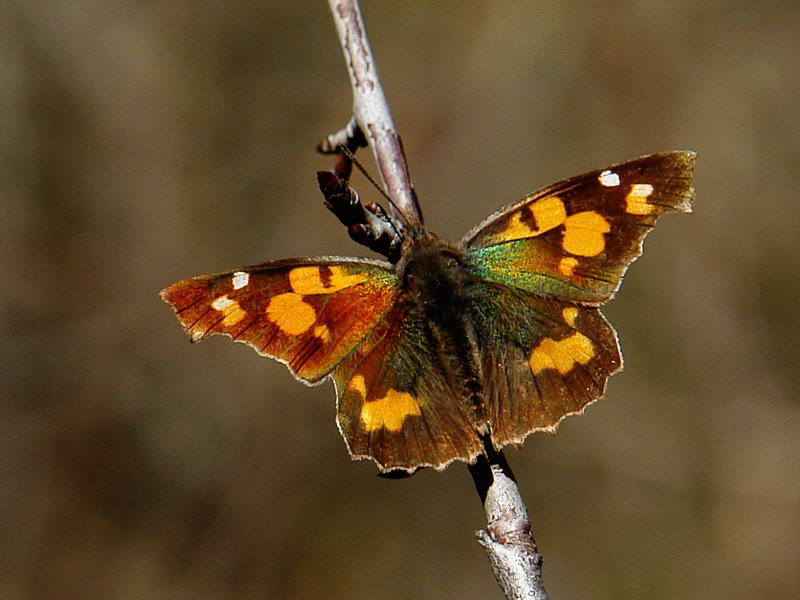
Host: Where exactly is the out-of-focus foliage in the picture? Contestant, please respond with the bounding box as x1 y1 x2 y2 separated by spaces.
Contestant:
2 1 798 598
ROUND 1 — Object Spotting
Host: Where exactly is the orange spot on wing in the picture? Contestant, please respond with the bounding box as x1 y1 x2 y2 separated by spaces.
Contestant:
497 212 534 242
558 256 578 277
349 375 367 397
625 183 655 215
531 196 567 233
289 266 366 295
497 196 566 242
529 332 595 375
266 293 316 335
562 211 611 257
359 389 422 433
313 324 331 342
562 307 578 327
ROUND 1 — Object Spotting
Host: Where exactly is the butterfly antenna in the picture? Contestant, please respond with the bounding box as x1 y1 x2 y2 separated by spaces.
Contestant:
337 144 404 219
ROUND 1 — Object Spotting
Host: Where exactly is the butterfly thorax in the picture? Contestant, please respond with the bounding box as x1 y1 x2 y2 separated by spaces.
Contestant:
398 235 471 307
397 234 488 426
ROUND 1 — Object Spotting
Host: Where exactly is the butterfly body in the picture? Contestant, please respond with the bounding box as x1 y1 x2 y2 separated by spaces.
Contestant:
393 234 490 426
162 152 695 472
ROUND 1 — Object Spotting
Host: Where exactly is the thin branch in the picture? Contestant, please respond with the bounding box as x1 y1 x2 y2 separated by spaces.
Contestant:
326 0 421 231
470 446 549 600
326 2 548 598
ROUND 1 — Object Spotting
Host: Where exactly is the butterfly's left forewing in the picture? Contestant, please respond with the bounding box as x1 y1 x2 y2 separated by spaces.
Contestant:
463 152 695 305
160 258 399 384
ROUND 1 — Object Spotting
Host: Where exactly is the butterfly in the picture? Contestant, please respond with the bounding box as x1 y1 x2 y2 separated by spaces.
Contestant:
161 151 695 473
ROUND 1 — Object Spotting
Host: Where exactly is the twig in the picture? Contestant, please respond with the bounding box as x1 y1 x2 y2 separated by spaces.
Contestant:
317 116 365 181
325 1 549 598
470 445 549 600
325 0 421 232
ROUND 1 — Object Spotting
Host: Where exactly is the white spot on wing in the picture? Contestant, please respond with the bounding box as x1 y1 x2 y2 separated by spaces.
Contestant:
232 271 249 290
211 295 235 311
599 170 620 187
630 183 654 197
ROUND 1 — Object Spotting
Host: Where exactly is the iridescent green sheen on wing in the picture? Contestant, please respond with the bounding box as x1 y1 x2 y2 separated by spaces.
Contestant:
467 241 612 304
462 152 695 305
465 282 622 446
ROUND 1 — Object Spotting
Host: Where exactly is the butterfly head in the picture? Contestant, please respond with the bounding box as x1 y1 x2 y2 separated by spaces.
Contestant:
397 233 475 311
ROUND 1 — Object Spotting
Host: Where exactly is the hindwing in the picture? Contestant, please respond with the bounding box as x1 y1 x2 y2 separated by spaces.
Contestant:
466 282 622 448
333 299 485 472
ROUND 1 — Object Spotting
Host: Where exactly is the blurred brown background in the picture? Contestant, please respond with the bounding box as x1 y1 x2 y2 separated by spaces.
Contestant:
2 1 799 598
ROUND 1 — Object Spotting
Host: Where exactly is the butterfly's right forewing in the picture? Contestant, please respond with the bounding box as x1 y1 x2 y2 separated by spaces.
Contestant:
161 258 399 384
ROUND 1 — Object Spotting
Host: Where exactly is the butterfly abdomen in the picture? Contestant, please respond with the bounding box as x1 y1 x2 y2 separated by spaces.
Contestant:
400 240 489 427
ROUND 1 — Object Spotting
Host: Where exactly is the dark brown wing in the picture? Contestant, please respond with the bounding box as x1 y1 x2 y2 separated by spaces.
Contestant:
332 299 484 473
332 278 622 472
463 152 695 305
466 282 622 448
